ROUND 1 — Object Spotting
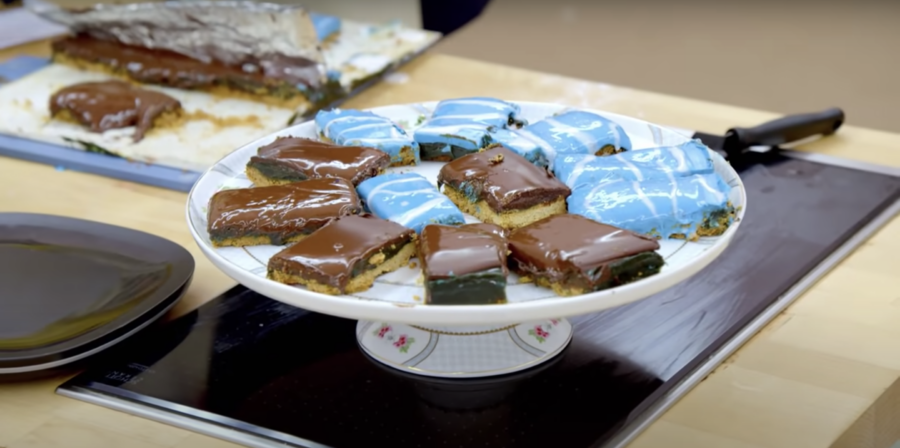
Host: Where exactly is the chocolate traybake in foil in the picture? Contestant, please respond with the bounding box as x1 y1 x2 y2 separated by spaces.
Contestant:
29 0 344 109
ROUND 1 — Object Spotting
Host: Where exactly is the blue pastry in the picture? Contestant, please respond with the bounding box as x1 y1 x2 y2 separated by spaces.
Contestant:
357 172 466 233
429 97 522 128
568 173 734 240
413 97 523 161
554 139 714 189
486 128 550 168
516 110 632 161
310 13 342 42
315 108 420 166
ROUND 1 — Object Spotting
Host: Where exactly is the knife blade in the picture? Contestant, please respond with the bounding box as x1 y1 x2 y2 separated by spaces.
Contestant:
692 107 845 161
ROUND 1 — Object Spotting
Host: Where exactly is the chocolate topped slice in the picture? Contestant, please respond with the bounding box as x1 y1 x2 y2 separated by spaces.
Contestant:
508 214 664 296
51 35 336 109
437 146 571 229
462 222 510 239
246 137 391 187
419 223 509 305
207 178 361 247
267 214 417 295
49 80 182 142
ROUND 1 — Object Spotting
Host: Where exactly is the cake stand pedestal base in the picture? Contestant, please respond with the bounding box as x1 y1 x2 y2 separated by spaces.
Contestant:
356 318 573 378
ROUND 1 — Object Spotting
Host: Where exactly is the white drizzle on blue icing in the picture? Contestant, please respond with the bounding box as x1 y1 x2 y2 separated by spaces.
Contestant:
413 97 522 158
515 110 633 161
314 109 420 164
553 139 714 189
429 97 522 127
486 128 549 167
356 172 465 233
413 118 492 153
567 173 732 239
510 127 559 164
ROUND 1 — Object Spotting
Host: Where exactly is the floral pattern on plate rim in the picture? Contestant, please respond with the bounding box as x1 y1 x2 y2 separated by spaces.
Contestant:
373 323 416 353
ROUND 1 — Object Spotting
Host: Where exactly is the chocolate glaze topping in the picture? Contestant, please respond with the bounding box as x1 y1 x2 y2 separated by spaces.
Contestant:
461 222 510 239
207 178 361 244
52 34 321 90
437 146 571 211
419 223 508 279
508 214 660 285
248 137 391 185
49 80 181 142
268 214 415 289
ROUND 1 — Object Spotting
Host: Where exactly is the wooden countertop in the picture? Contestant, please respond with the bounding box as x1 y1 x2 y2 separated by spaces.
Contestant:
1 40 899 448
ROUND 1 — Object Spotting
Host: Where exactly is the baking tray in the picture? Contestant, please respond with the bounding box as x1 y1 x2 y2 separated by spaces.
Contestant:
0 20 440 191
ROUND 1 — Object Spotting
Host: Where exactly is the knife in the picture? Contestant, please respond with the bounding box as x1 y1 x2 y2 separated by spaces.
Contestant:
691 107 845 161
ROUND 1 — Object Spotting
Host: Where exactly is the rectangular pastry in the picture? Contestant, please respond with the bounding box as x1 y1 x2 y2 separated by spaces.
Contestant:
437 146 571 230
419 223 509 305
45 3 343 109
246 137 391 187
51 35 339 110
315 108 420 166
267 214 417 295
413 97 523 161
553 139 715 189
567 173 735 240
508 214 665 296
357 172 466 233
207 178 362 247
516 109 632 158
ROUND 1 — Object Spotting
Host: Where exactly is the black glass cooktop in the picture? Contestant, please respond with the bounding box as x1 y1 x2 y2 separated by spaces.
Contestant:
58 151 900 448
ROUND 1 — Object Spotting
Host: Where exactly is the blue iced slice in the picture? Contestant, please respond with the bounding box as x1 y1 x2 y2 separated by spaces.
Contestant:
413 117 494 157
357 172 466 233
428 97 522 127
315 108 420 165
554 139 714 189
413 97 523 160
486 128 549 168
567 173 733 239
517 110 633 160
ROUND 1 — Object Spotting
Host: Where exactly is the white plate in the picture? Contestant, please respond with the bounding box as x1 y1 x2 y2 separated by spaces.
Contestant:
186 101 746 326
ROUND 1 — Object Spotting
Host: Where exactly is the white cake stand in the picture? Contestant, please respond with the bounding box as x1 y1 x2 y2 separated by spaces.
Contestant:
186 101 746 379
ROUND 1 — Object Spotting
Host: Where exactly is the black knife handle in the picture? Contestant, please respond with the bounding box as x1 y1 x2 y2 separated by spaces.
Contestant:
724 107 845 151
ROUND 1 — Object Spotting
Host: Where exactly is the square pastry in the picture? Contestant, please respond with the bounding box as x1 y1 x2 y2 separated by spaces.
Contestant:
357 172 466 233
567 173 734 240
315 108 420 166
267 214 417 295
552 139 714 189
207 178 362 247
245 137 390 187
413 97 523 161
419 223 509 305
516 110 632 158
508 214 664 296
437 146 570 230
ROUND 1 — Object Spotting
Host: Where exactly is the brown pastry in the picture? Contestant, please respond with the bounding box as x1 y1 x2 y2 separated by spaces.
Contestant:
207 178 361 247
49 80 182 142
418 223 508 305
50 34 334 109
437 146 571 230
245 137 391 187
507 214 664 296
267 214 417 295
